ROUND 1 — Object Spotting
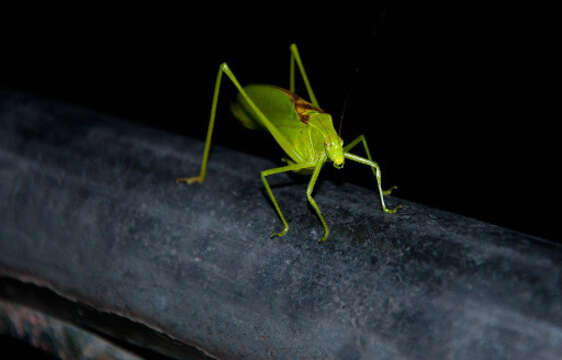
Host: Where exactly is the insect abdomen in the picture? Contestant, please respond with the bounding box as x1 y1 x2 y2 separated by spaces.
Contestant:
231 85 300 130
230 100 260 130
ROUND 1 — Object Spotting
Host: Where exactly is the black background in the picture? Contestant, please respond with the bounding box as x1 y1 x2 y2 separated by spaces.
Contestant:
2 4 558 243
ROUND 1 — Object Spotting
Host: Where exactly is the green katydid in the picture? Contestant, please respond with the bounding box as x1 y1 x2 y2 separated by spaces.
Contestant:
177 43 401 242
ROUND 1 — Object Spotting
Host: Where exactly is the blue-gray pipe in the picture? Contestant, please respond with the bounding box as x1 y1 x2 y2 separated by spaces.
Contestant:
1 90 561 359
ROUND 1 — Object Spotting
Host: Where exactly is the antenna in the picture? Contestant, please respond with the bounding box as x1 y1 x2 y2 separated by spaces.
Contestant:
338 65 359 137
338 8 388 138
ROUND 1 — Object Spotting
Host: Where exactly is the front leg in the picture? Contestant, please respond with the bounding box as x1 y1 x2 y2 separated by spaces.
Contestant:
344 135 401 214
344 135 398 195
344 152 401 214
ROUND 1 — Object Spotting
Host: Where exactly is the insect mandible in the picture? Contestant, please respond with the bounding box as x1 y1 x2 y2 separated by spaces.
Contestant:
177 43 401 242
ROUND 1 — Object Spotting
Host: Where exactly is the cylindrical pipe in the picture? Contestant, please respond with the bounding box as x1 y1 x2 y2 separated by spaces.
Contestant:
1 90 561 359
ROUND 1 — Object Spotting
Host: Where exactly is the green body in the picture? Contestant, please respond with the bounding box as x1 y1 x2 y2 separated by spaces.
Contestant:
231 85 343 166
177 44 400 242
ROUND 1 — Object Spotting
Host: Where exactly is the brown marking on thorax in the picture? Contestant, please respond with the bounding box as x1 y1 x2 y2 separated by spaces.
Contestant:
271 86 324 124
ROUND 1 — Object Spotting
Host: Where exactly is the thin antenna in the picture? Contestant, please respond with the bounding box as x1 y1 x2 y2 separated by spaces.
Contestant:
338 65 358 137
338 8 388 138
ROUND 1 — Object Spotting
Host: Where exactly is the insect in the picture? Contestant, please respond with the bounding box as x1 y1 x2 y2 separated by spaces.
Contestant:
177 44 401 242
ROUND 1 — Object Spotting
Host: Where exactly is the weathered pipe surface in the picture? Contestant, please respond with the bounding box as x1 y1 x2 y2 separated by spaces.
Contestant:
1 89 561 359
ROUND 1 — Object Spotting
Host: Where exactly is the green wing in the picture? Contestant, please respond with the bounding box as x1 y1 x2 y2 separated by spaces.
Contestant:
230 85 312 163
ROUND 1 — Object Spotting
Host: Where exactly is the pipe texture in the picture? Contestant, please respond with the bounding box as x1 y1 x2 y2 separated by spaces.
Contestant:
1 90 562 359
